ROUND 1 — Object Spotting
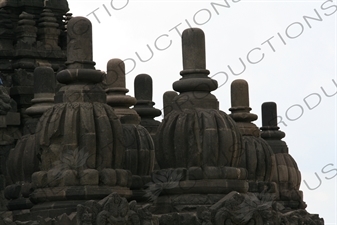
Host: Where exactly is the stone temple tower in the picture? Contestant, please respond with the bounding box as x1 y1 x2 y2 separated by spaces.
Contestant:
0 1 325 224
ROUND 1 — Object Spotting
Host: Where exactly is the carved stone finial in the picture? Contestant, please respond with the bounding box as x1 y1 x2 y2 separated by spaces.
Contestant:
15 12 37 46
65 17 95 69
163 91 178 118
261 102 280 128
55 17 104 103
37 8 60 50
229 79 259 136
260 102 302 203
229 79 275 181
105 59 155 176
133 74 161 133
105 58 139 124
156 28 242 169
134 73 152 101
25 67 55 117
260 102 286 153
172 28 217 101
181 28 206 70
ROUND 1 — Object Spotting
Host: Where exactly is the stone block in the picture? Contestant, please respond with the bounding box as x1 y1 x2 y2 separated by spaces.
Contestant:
176 168 187 181
47 169 78 187
5 112 20 126
142 175 152 185
203 166 222 179
116 169 128 187
127 170 132 188
99 169 117 186
188 167 203 180
79 169 99 186
4 184 21 200
60 170 78 186
0 116 6 128
32 171 48 188
21 183 35 198
131 175 143 189
221 167 247 180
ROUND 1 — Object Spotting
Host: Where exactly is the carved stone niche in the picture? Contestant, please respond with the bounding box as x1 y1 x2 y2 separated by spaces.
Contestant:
76 192 156 225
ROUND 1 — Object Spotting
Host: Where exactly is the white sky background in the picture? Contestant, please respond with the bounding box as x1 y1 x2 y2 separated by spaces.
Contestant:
67 0 336 223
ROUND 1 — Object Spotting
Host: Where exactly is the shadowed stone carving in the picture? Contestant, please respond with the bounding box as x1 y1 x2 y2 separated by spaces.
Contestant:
155 28 242 169
76 192 156 225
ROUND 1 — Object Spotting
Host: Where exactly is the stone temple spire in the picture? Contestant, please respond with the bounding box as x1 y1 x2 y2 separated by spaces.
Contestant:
172 28 218 110
229 79 276 182
229 79 259 136
105 58 139 124
104 59 155 176
30 17 129 199
261 102 303 208
261 102 288 153
155 28 242 169
133 73 161 137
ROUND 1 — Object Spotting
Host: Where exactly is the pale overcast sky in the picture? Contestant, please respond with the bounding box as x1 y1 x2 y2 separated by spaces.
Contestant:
67 0 336 223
